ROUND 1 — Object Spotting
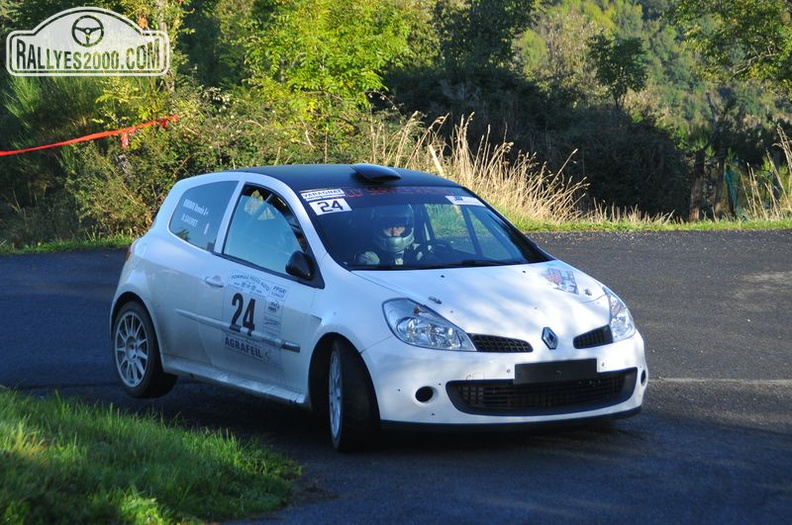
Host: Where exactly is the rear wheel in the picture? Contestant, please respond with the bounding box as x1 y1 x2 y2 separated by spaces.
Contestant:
112 301 176 398
328 340 378 452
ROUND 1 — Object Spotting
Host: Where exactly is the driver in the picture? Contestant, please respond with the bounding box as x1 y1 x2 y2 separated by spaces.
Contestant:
356 205 416 266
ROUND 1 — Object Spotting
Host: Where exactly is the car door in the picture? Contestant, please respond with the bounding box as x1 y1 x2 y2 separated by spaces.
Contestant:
196 184 319 387
154 179 238 364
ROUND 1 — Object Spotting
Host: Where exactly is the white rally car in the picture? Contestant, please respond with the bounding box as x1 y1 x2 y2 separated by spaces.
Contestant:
111 163 648 451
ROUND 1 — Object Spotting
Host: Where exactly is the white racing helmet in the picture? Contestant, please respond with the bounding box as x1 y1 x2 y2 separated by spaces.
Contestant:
372 205 414 254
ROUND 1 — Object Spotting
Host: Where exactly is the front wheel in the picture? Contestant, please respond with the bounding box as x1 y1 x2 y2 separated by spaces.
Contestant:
112 301 177 398
328 340 378 452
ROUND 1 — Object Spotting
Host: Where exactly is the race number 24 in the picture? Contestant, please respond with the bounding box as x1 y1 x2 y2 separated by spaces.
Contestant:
309 198 351 215
230 293 255 335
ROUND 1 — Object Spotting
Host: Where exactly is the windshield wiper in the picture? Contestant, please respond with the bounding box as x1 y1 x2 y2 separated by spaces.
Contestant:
452 259 507 267
421 259 514 269
351 259 522 270
350 264 411 270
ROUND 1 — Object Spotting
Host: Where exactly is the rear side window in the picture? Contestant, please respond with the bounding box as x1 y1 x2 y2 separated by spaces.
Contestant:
169 181 237 251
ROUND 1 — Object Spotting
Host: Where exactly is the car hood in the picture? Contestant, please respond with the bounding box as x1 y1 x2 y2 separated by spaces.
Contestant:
354 261 610 343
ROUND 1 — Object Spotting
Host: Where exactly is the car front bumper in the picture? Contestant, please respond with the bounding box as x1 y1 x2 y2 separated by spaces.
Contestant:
361 333 648 426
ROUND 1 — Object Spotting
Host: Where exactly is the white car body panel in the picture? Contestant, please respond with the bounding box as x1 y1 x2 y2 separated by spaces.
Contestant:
354 262 609 345
363 335 645 426
111 166 648 433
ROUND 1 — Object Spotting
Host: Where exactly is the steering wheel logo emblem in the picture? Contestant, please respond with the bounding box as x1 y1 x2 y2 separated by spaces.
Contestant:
71 15 104 47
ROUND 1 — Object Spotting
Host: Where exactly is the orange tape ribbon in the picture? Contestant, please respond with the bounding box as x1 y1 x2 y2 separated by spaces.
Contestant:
0 115 178 157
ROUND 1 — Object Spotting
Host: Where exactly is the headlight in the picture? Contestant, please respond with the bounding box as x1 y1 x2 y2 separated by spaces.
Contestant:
605 287 636 341
383 299 475 351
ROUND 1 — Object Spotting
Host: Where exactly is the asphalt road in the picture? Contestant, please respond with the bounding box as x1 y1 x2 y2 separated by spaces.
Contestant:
1 230 790 524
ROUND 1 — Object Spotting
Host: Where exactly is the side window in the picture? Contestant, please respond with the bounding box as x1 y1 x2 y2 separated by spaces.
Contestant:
467 209 515 259
223 186 307 274
424 203 521 260
425 204 474 254
169 181 237 251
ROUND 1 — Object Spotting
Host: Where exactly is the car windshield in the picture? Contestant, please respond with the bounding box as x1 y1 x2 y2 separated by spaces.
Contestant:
300 185 549 270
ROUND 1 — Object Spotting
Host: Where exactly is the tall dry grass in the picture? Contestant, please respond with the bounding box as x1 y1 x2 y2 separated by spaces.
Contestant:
367 113 672 227
367 113 586 225
739 128 792 220
583 202 675 225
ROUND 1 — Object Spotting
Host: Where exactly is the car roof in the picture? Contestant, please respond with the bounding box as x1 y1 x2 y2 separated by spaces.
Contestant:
231 164 460 193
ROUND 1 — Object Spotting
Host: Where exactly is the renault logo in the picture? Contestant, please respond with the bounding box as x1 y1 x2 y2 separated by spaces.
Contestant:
542 327 559 349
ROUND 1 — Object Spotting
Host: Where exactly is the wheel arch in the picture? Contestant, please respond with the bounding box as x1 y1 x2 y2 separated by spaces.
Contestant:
307 333 380 422
110 292 148 336
111 295 177 398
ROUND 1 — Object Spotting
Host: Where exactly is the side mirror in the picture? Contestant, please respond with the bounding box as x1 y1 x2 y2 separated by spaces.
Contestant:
286 251 314 280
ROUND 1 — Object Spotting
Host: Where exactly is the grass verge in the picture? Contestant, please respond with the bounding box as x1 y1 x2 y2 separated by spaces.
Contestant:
0 388 297 524
0 235 134 256
511 217 792 232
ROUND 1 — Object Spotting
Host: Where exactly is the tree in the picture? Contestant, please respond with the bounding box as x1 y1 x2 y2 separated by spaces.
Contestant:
241 0 412 103
672 0 792 95
234 0 414 156
435 0 537 76
587 33 648 112
519 8 603 106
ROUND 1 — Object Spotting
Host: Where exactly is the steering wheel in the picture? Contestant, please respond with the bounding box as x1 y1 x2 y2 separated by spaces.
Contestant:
414 239 453 262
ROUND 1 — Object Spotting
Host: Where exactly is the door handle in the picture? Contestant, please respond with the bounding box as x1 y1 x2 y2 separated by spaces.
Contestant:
204 276 224 288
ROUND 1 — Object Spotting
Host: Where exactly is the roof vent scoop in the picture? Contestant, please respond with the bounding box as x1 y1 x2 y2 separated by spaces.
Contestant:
352 163 402 182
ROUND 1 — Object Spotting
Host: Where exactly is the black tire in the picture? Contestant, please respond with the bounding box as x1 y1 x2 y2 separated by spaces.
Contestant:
112 301 177 398
327 339 378 452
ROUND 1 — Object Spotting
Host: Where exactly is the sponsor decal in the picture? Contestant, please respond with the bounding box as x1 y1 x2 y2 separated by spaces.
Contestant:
301 188 345 202
223 334 270 360
544 267 579 295
229 272 274 298
182 198 210 217
445 195 485 206
223 273 289 361
267 299 283 317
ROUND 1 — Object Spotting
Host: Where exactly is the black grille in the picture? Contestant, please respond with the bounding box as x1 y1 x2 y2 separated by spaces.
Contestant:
470 334 533 353
573 326 613 349
447 369 637 416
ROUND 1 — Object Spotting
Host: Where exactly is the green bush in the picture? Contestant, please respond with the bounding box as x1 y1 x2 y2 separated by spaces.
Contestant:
551 109 691 216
